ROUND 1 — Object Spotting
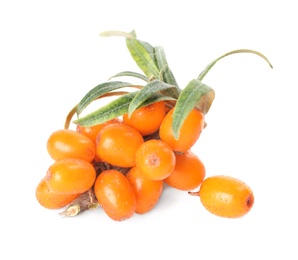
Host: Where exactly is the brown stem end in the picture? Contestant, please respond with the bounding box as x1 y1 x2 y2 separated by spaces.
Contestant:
188 191 200 196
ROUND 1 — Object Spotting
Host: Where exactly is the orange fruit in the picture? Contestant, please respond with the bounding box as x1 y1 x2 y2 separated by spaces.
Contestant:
135 139 175 181
94 169 136 221
45 158 96 195
96 123 144 167
159 107 205 152
35 178 80 209
76 118 121 143
123 101 166 136
47 129 96 162
164 150 205 191
126 166 163 214
190 175 254 218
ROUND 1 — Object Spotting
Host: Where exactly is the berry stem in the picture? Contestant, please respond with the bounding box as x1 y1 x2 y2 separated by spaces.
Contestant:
59 189 98 217
64 104 78 129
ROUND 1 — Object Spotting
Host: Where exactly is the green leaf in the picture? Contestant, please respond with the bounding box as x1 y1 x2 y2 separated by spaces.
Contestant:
74 92 138 127
137 39 158 67
100 29 159 75
154 46 179 86
198 49 273 81
76 81 135 116
128 80 177 117
126 37 160 79
109 71 149 82
140 93 176 107
195 87 215 115
172 79 214 139
130 30 137 37
129 31 157 65
154 46 181 98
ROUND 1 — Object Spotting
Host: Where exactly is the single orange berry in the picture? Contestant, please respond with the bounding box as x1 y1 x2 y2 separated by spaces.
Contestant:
164 150 205 191
47 129 96 162
190 175 254 218
76 118 121 143
126 166 163 214
94 169 136 221
45 158 96 195
96 123 144 167
135 139 175 181
123 101 166 136
35 178 80 209
159 107 205 152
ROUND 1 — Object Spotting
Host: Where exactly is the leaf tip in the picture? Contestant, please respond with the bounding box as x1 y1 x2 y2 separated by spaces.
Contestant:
268 62 273 69
72 118 79 125
173 130 180 140
127 104 136 119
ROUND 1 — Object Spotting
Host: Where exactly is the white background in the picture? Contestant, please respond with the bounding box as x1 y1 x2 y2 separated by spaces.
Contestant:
1 0 297 259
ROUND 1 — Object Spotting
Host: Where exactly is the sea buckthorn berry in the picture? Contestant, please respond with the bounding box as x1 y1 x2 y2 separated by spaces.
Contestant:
47 129 96 162
126 166 163 214
76 118 121 143
96 123 144 167
159 107 205 152
45 158 96 195
135 139 175 181
190 175 254 218
94 169 136 221
35 178 80 209
164 150 206 191
123 101 166 136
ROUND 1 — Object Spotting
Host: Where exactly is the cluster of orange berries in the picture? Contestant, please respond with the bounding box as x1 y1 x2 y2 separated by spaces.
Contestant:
35 30 270 221
36 100 254 221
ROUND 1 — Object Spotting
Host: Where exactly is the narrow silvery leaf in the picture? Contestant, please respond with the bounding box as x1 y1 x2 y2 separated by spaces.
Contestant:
128 80 177 117
198 49 273 81
195 88 215 115
109 71 149 82
172 79 214 139
137 39 158 67
74 92 138 127
101 29 159 76
76 81 135 116
154 46 181 98
140 93 176 107
126 37 160 79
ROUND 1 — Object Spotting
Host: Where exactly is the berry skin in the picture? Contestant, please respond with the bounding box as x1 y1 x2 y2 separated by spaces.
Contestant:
126 166 164 214
45 158 96 195
190 175 254 218
123 101 166 136
35 178 80 209
96 123 144 167
94 170 136 221
164 150 205 191
47 129 96 162
159 107 205 152
135 139 175 181
76 118 121 143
